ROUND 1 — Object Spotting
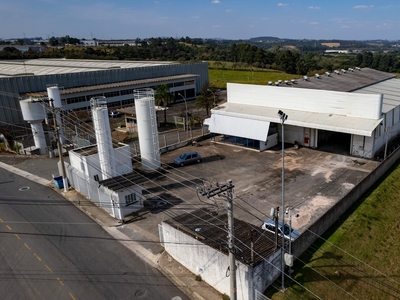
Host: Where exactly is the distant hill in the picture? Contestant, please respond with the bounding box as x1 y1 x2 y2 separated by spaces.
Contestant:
249 36 281 42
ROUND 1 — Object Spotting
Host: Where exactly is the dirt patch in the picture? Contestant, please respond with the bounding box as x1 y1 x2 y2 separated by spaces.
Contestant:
322 42 340 47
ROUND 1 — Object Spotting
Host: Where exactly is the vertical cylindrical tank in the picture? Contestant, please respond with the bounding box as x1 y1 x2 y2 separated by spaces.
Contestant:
19 98 47 154
91 97 116 180
47 85 64 143
30 122 47 154
134 89 160 170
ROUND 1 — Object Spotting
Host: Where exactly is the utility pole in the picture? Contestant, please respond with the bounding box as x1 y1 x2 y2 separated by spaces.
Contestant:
201 180 236 300
50 99 68 192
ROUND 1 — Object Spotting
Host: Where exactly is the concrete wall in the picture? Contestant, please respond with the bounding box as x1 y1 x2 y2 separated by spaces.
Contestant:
351 135 374 158
115 185 143 218
292 146 400 259
162 222 251 299
260 133 278 151
161 222 283 300
228 83 383 119
113 144 133 175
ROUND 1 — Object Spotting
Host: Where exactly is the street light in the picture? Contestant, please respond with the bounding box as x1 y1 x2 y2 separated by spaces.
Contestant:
207 88 220 107
178 93 188 131
278 109 288 290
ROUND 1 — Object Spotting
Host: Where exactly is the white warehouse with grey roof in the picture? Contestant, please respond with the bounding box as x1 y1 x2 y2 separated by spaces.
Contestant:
205 68 400 159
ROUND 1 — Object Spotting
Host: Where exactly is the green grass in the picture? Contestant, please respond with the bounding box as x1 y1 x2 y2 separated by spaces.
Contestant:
266 161 400 299
209 69 298 89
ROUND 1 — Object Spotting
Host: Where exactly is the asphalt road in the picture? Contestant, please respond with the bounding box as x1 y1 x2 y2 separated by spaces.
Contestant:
0 168 188 300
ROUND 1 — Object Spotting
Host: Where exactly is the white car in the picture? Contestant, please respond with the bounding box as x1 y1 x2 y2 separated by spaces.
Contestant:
261 217 300 241
109 110 120 118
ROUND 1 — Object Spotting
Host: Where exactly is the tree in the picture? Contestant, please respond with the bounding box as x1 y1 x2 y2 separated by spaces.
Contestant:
49 36 59 46
155 84 172 126
196 82 218 117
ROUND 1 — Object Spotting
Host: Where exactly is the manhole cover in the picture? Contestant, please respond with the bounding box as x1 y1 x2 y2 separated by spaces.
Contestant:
134 289 147 298
19 186 30 191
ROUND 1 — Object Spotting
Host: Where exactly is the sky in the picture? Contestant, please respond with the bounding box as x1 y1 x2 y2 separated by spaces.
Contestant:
1 0 399 41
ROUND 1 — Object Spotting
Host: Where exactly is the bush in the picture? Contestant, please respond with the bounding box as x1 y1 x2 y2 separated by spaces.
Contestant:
195 274 202 282
222 294 230 300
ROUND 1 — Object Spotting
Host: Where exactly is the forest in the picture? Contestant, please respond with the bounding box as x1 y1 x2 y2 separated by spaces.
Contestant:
1 36 400 75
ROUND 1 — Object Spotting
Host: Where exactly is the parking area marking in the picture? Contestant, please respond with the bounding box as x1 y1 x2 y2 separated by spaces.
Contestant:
6 225 12 231
15 234 20 240
24 243 30 250
34 253 42 261
45 264 53 273
69 292 77 300
57 278 64 286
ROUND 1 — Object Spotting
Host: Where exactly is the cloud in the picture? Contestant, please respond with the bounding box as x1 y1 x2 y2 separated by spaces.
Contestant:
277 3 288 7
212 24 221 28
226 9 232 13
211 0 220 4
353 5 374 9
341 25 350 28
309 22 318 25
308 6 321 10
191 16 199 19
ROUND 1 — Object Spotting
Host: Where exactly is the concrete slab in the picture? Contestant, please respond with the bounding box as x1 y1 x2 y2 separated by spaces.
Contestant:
134 140 379 238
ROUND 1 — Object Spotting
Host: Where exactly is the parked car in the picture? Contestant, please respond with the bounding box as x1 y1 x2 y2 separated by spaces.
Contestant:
260 217 300 241
174 151 202 166
109 110 120 118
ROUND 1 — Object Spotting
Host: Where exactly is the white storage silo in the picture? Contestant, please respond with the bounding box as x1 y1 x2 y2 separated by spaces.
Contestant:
47 85 64 143
134 89 160 170
19 98 47 154
91 97 116 180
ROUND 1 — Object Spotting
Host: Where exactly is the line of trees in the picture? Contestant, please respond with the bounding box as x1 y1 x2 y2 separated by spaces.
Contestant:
1 37 400 74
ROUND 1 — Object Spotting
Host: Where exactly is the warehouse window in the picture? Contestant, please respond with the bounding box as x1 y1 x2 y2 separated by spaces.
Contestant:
125 193 138 206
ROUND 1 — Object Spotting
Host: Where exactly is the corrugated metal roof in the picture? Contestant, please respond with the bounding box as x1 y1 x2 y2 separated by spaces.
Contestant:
99 171 147 191
164 208 279 267
353 78 400 113
212 102 382 137
287 68 394 92
0 58 176 78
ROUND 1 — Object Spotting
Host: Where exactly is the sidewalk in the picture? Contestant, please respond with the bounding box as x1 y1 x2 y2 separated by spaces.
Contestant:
0 155 222 300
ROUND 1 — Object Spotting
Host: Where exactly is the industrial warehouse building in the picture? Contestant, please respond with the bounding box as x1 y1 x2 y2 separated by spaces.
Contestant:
0 58 208 135
205 68 400 159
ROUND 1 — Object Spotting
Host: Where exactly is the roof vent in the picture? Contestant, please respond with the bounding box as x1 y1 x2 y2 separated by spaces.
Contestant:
325 72 331 76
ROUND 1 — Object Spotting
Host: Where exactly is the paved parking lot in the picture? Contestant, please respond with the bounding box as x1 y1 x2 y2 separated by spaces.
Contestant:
133 139 379 238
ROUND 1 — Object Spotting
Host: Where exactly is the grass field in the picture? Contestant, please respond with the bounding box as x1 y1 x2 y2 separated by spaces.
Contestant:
209 69 298 89
266 160 400 299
